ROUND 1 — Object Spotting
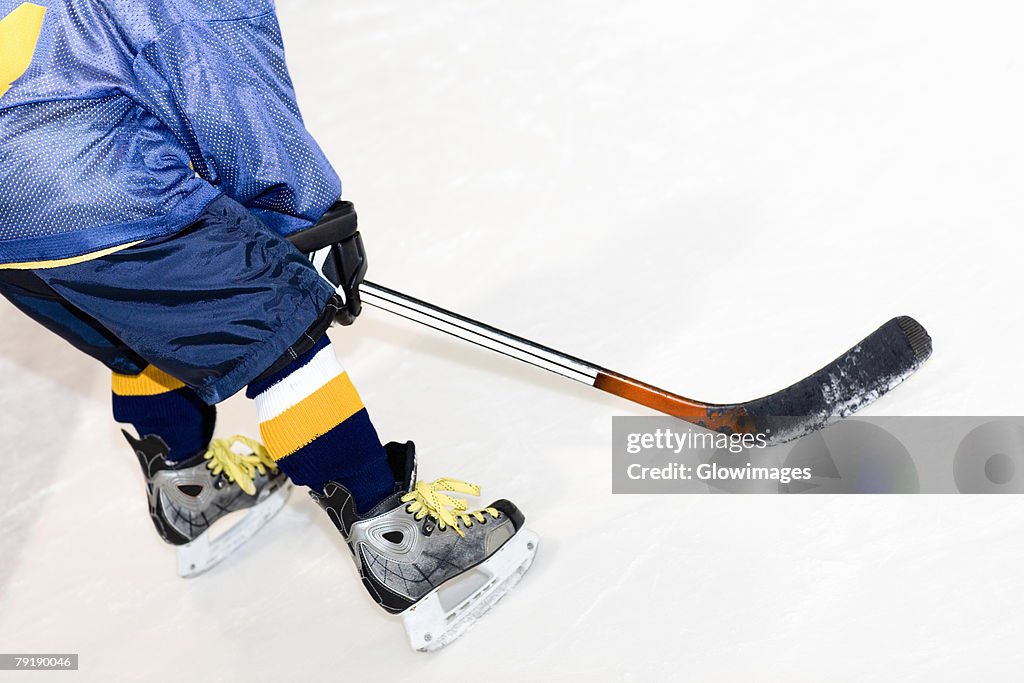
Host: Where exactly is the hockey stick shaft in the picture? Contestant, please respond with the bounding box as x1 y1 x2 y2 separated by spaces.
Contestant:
361 281 750 426
285 213 714 420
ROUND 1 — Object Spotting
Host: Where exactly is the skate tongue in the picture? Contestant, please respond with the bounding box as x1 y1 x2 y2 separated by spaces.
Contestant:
360 442 417 519
384 441 418 491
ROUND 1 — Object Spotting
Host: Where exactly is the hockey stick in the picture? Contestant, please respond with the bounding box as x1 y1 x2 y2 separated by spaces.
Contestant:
358 281 933 445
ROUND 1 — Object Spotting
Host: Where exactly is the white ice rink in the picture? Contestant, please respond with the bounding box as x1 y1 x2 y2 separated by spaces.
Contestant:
3 1 1024 680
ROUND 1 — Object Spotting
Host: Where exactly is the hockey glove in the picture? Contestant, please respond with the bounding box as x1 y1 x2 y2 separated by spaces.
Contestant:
288 201 367 326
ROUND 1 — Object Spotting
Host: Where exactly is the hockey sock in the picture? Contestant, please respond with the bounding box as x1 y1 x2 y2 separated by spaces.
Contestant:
246 335 392 511
112 365 216 463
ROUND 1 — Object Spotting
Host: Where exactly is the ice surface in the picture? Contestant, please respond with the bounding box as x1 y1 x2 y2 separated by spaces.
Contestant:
3 1 1024 680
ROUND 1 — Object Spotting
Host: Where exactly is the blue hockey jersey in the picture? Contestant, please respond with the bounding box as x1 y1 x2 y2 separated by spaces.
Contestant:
0 0 341 266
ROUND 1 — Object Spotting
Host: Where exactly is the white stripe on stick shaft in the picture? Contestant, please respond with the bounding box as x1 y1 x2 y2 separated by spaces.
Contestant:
358 281 599 385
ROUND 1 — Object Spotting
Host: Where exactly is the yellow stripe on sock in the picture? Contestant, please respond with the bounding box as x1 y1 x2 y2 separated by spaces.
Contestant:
259 372 365 460
112 365 186 396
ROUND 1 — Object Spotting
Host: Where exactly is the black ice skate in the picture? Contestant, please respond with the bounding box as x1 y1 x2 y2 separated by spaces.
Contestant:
123 430 291 577
310 441 538 652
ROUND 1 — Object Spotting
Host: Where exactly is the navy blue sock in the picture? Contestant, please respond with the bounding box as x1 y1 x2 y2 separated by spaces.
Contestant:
112 365 215 463
248 336 393 512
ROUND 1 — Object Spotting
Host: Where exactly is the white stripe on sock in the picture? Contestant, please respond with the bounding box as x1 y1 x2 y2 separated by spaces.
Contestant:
254 345 346 423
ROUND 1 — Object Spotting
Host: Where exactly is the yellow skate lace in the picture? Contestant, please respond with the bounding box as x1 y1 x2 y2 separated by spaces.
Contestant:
401 478 500 538
203 435 278 496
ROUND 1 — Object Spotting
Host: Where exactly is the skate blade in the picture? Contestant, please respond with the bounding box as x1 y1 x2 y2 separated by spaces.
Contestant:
401 527 539 652
176 482 292 578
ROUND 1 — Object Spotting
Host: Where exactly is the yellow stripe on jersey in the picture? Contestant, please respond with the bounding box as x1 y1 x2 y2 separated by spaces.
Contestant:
0 241 142 270
258 372 365 460
0 3 47 100
112 365 186 397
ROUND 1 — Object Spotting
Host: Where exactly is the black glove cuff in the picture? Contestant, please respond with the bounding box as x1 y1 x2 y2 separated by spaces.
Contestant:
288 201 358 253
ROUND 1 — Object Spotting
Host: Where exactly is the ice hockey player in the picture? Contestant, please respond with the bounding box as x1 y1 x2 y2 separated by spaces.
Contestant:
0 0 536 650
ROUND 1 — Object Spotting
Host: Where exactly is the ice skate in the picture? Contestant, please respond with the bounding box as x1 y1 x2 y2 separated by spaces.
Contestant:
310 441 538 652
123 430 292 577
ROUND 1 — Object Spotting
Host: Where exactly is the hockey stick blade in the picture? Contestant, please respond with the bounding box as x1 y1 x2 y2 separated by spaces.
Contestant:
358 282 932 446
593 316 932 444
